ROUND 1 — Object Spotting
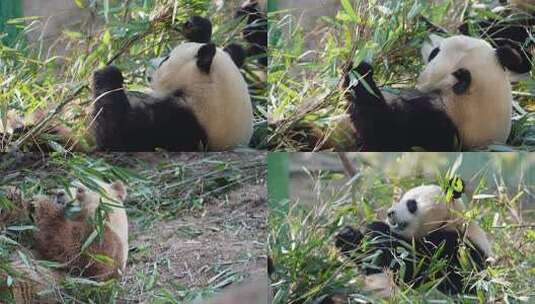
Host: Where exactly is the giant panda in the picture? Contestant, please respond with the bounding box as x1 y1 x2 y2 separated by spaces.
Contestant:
92 39 253 151
31 179 129 280
0 180 129 303
334 181 493 297
459 0 535 76
345 35 524 151
236 0 267 67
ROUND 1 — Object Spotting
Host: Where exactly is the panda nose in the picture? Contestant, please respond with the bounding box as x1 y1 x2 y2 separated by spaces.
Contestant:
387 210 395 218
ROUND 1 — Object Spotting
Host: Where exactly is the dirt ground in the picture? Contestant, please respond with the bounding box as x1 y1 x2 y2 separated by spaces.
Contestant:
0 152 267 303
122 182 267 301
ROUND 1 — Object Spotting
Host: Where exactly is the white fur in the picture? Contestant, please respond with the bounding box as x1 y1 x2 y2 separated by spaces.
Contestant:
363 272 397 298
387 184 493 258
150 42 253 151
417 35 512 149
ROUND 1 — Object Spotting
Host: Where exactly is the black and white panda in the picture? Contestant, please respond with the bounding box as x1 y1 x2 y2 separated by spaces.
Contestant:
345 35 524 151
236 0 267 67
459 0 535 76
334 181 493 297
91 35 253 151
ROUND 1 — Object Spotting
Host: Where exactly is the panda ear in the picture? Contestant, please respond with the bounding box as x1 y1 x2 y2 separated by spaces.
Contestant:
111 181 127 201
223 43 246 68
496 45 524 74
196 43 217 74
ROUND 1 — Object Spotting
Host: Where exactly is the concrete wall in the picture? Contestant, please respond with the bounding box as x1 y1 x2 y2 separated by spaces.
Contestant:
23 0 98 57
276 0 340 49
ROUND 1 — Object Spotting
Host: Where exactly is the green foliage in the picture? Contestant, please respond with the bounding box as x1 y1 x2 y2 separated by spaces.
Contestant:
269 155 535 303
0 152 266 303
0 0 267 151
269 0 535 151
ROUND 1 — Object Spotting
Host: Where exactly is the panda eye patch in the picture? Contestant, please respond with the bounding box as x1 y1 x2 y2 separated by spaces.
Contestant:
406 199 418 214
158 56 170 67
428 47 440 62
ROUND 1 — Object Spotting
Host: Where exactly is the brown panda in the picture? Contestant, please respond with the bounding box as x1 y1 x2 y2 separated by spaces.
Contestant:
1 180 129 303
31 180 129 280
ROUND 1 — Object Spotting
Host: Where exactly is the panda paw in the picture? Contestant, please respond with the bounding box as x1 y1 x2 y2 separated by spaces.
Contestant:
354 61 374 78
344 61 374 89
93 65 124 91
334 225 364 254
224 43 246 68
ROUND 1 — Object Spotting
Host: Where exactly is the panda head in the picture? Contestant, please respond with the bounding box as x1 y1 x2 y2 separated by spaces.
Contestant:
417 35 523 148
386 184 465 239
149 42 253 150
418 35 524 95
54 180 127 221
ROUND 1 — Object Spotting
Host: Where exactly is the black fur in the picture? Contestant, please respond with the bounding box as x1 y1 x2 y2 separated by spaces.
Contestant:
428 47 440 62
452 68 472 95
497 45 526 73
236 0 267 66
182 16 247 70
344 62 458 151
91 66 207 151
334 221 488 295
459 13 535 74
196 43 216 73
224 43 247 68
182 16 212 43
406 199 418 213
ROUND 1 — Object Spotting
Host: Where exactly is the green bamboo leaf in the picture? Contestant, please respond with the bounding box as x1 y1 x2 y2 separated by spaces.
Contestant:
340 0 358 22
81 230 98 252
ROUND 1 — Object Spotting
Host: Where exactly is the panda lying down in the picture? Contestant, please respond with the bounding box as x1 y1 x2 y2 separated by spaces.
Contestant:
345 35 525 151
334 181 493 297
92 17 253 152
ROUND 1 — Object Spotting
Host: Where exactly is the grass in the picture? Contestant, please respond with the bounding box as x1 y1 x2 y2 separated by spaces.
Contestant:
269 153 535 303
0 0 267 152
0 152 266 303
268 0 535 151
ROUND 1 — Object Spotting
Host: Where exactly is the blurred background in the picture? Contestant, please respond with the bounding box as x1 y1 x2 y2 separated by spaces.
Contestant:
285 152 535 204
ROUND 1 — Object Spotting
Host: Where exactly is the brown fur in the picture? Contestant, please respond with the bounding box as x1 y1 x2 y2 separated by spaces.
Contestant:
32 191 125 280
1 257 62 304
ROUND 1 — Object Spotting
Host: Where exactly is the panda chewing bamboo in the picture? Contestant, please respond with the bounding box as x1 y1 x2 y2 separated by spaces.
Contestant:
334 180 493 297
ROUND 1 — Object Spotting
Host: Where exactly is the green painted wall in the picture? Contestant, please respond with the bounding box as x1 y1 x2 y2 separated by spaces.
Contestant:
0 0 23 46
268 0 277 11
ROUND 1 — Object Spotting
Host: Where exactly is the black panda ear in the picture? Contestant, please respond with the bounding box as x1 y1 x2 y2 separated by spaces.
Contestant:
224 43 246 68
496 45 525 74
196 43 216 74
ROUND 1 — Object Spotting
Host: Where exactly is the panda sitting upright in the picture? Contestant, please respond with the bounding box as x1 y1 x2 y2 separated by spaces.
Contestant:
334 179 493 297
345 35 524 151
91 18 253 152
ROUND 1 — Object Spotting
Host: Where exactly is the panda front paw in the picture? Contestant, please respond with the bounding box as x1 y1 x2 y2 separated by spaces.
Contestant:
334 225 364 254
354 61 374 78
93 65 124 91
344 61 374 89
